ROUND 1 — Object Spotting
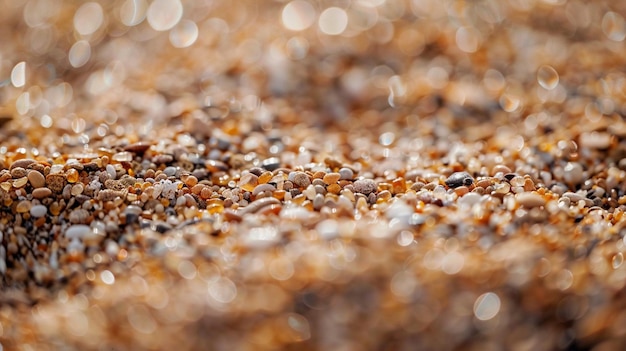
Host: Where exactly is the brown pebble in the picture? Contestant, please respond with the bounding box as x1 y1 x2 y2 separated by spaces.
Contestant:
191 184 204 195
16 200 31 213
454 186 469 196
10 167 27 179
28 170 45 188
124 142 152 153
492 165 512 175
312 171 326 179
327 183 342 194
97 189 125 201
238 197 281 215
200 187 212 199
32 187 52 199
184 175 198 187
10 159 36 171
476 179 493 189
323 172 341 185
46 174 67 193
292 172 311 188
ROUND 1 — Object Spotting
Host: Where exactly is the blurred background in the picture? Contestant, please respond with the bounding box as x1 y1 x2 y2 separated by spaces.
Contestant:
1 1 626 350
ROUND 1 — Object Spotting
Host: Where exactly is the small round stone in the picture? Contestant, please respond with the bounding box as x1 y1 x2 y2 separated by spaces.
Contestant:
10 167 27 179
46 174 67 193
66 168 79 183
163 166 177 177
32 187 53 199
66 224 91 239
261 157 281 171
563 162 583 185
353 179 377 195
106 164 116 180
339 168 354 180
27 170 45 188
516 192 546 208
491 165 512 175
112 151 133 162
292 172 311 188
323 172 341 184
29 205 47 218
69 209 90 224
445 172 474 188
16 200 32 213
183 175 198 187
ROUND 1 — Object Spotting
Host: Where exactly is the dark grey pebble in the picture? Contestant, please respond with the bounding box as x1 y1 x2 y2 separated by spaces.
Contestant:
445 172 474 188
262 157 281 171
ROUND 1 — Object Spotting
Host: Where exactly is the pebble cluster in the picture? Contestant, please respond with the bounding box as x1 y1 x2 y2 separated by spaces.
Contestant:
1 0 626 350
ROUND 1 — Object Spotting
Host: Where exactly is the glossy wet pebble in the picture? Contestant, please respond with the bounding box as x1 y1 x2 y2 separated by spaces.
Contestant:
445 172 474 188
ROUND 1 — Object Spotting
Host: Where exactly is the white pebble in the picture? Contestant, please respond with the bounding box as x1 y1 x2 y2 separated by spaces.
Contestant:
29 205 47 218
316 219 339 240
516 193 546 208
65 224 91 239
458 192 482 207
106 164 116 180
241 226 281 249
563 162 583 184
562 192 584 202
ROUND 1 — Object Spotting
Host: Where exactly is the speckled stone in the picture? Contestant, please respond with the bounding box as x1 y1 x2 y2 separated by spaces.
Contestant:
353 179 377 195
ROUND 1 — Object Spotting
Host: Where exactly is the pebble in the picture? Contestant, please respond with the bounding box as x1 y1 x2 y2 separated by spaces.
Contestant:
124 205 143 217
562 192 585 203
32 187 53 199
16 200 32 213
458 192 482 207
339 167 354 180
106 164 116 180
238 197 281 215
13 177 28 188
445 172 474 188
563 162 583 185
46 174 67 193
323 172 341 184
29 205 47 218
27 170 45 188
353 179 377 195
515 192 546 208
69 209 90 224
492 165 512 175
11 167 27 179
10 159 36 170
579 132 611 149
183 175 198 188
124 142 151 153
261 158 281 171
292 172 311 188
163 167 177 177
252 183 276 197
65 224 91 239
316 219 340 240
112 151 133 162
